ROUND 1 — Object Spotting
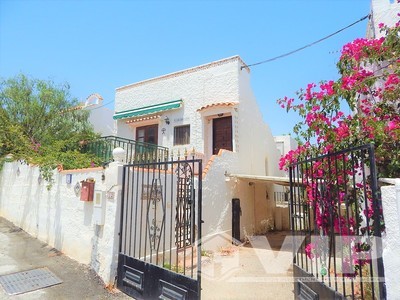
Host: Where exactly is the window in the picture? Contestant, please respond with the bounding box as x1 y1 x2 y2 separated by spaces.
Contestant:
276 141 284 157
174 125 190 145
136 124 158 144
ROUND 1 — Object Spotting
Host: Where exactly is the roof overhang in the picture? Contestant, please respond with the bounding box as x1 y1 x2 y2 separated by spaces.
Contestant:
225 173 303 187
197 102 238 112
113 99 183 120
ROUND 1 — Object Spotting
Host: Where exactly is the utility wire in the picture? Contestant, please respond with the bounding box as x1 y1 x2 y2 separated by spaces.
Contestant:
242 14 370 70
87 100 114 110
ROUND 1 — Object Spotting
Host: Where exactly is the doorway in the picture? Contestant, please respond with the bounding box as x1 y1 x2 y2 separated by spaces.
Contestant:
232 198 241 243
212 116 232 155
136 124 158 145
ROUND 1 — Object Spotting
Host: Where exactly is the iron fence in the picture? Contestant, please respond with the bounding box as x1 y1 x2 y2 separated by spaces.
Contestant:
81 136 169 164
289 144 385 300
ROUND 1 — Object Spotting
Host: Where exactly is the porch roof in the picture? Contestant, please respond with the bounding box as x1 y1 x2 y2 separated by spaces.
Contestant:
196 101 238 112
113 99 183 120
225 173 303 186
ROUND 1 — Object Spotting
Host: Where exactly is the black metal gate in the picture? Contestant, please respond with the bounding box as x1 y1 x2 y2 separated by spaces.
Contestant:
289 144 386 300
117 157 202 299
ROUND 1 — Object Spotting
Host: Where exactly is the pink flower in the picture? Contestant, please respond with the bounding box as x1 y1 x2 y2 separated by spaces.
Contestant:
378 23 384 29
305 243 315 259
335 121 350 141
388 120 397 131
385 74 400 89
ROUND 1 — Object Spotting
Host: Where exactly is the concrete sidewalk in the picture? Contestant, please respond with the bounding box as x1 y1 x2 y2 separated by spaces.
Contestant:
201 232 295 300
0 217 130 300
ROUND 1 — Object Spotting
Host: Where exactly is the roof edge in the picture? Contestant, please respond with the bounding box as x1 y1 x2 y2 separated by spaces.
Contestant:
116 56 250 92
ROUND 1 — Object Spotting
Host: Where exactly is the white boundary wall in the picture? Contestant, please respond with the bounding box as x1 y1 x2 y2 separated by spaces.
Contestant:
381 181 400 300
0 161 123 286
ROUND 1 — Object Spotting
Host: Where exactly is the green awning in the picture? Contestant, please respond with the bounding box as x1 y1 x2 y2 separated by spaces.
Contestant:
113 99 183 120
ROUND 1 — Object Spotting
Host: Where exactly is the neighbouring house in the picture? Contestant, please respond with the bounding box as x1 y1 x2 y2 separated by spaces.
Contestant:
273 135 298 224
113 56 286 249
367 0 400 39
73 93 115 136
274 135 298 161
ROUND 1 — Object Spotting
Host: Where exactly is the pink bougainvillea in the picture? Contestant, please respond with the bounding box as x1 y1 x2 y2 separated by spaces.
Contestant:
277 20 400 178
277 19 400 280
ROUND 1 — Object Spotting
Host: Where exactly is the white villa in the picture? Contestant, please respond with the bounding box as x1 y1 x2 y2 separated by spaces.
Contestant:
113 56 287 248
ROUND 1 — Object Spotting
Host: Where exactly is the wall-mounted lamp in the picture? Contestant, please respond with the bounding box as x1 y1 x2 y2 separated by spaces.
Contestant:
66 174 73 184
224 171 230 182
161 128 166 135
164 116 170 125
38 174 42 185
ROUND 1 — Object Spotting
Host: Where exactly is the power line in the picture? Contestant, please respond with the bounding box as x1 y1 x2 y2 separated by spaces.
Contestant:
242 14 370 70
87 100 114 110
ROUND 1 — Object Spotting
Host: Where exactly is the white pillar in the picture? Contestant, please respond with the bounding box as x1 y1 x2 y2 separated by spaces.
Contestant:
97 147 125 286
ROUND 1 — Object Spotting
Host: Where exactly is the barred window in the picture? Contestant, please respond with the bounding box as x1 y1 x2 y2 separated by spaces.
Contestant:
174 125 190 145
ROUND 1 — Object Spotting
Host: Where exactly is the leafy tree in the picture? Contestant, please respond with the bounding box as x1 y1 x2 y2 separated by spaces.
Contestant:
0 74 101 187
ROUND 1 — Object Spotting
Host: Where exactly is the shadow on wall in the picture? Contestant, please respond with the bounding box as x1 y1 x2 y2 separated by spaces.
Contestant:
21 165 35 231
84 202 94 226
91 225 103 274
109 189 123 286
89 182 123 286
53 179 64 251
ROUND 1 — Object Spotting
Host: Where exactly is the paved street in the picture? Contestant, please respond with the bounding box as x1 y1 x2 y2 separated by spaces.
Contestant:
0 217 129 300
0 217 295 299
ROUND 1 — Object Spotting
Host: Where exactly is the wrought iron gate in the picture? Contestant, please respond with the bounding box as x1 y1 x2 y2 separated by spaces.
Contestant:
289 144 386 300
117 157 202 299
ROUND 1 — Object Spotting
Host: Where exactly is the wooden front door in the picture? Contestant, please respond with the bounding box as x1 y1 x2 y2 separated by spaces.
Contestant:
136 124 158 144
212 116 232 155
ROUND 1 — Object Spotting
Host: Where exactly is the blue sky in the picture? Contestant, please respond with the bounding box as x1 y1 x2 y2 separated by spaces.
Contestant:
0 0 371 136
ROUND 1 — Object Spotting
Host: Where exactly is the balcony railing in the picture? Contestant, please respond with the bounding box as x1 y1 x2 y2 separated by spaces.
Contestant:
82 136 169 164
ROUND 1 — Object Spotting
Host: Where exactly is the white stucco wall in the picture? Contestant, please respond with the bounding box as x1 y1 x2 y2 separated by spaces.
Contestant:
87 106 116 136
237 68 282 177
381 182 400 300
367 0 400 39
202 150 239 249
0 161 122 286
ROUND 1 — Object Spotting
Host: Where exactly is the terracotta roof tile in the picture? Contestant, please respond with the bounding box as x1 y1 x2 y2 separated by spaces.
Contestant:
196 102 239 112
